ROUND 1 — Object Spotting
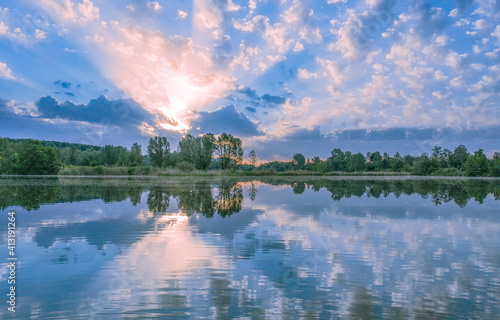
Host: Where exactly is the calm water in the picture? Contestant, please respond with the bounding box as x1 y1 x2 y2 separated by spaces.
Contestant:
1 177 500 319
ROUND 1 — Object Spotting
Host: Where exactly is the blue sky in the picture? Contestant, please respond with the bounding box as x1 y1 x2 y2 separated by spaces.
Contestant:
0 0 499 160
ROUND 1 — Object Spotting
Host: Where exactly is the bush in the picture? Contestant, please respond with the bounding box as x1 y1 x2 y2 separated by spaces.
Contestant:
127 167 136 175
92 166 104 175
177 161 195 172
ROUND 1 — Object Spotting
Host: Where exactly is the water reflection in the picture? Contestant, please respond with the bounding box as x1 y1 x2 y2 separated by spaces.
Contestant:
0 177 499 319
1 177 499 213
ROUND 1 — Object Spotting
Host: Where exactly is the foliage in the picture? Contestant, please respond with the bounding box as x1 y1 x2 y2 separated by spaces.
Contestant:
147 136 170 168
15 140 62 175
177 161 195 172
129 143 143 167
292 153 306 168
179 133 216 170
464 149 489 177
248 150 257 167
215 133 243 170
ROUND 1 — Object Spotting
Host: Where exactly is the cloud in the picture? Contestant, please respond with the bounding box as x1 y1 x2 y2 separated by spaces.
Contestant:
298 68 319 79
177 10 188 19
78 0 99 23
316 58 344 86
191 105 262 137
0 21 8 34
54 80 71 89
0 61 16 80
146 1 162 11
261 94 286 105
34 95 155 128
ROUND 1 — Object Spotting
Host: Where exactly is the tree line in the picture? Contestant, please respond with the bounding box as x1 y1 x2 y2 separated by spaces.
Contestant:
0 135 499 177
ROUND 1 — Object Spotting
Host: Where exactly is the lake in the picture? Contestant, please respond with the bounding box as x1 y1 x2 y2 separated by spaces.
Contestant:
1 176 500 319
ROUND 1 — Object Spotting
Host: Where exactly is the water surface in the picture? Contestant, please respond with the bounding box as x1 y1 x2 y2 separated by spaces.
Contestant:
1 177 499 319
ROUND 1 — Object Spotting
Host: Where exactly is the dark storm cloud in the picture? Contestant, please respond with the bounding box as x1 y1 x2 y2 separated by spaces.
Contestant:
261 94 286 105
35 95 154 127
191 105 263 137
54 80 71 89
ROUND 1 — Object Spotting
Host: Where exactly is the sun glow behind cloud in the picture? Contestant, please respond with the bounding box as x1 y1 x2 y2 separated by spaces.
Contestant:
31 0 238 133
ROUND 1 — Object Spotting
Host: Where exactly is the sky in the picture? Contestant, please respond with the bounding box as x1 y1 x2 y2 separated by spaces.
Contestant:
0 0 499 160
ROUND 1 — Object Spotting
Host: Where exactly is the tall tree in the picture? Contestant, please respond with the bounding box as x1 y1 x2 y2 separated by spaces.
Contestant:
148 136 170 168
327 148 346 171
179 133 216 170
464 149 489 176
248 150 257 166
292 153 305 168
451 145 470 169
215 133 243 170
129 143 143 166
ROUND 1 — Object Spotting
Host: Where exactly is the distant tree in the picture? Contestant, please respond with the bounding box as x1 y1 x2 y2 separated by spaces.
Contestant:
129 143 143 167
15 140 61 175
464 149 489 176
248 150 257 166
100 145 118 166
491 152 500 177
216 133 243 170
311 156 321 164
292 153 306 168
327 148 346 171
450 145 470 169
66 145 78 165
347 153 366 172
147 136 170 168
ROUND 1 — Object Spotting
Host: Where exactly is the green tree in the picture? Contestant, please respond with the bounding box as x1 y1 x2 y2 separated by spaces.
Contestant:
179 133 216 170
15 140 61 175
65 145 79 165
464 149 489 176
292 153 306 168
148 136 170 168
491 152 500 177
215 133 243 170
248 150 257 167
450 145 470 169
100 145 118 166
129 143 143 167
327 148 346 171
347 153 366 172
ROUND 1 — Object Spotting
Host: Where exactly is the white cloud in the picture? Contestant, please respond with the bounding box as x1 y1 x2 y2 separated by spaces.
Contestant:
299 26 323 44
298 68 319 79
78 0 99 23
147 1 162 11
226 0 241 12
35 29 47 40
492 25 500 42
0 21 8 35
450 76 464 88
293 42 304 52
177 10 188 19
472 19 488 31
449 8 458 17
282 0 313 26
248 0 257 14
41 0 77 21
445 51 467 69
0 61 16 80
316 58 344 86
434 70 448 81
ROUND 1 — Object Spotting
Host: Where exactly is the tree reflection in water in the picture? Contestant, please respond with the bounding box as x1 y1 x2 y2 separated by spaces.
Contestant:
1 177 499 214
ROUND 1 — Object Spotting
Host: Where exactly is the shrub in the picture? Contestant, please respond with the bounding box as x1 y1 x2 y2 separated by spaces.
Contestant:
177 161 195 172
92 166 104 175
